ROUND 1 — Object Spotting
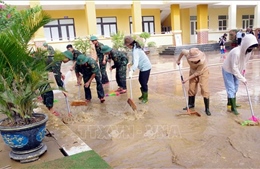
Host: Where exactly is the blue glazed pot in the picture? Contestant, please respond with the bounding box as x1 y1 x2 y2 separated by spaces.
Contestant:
0 113 48 152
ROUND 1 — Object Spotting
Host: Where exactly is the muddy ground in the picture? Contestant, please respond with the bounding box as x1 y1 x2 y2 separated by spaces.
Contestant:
21 52 260 168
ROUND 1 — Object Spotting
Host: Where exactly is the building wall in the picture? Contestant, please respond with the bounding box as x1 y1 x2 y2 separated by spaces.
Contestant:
236 7 255 29
162 14 171 27
45 10 88 38
96 9 132 35
96 8 161 35
180 9 190 44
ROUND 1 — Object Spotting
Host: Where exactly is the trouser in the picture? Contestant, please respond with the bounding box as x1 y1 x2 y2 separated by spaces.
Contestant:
237 38 242 45
54 73 63 88
116 65 127 89
222 68 239 98
188 70 210 98
83 73 105 100
41 84 54 109
99 59 109 84
139 69 151 92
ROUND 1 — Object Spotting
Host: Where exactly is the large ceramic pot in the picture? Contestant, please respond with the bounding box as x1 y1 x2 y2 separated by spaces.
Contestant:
0 113 48 163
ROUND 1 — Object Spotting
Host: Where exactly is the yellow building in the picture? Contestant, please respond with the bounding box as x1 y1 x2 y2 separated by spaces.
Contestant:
3 1 260 50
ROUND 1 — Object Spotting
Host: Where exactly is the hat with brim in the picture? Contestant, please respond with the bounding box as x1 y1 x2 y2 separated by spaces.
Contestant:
101 45 112 54
90 36 98 41
76 54 89 65
63 50 73 60
124 36 134 45
43 42 48 47
187 48 204 62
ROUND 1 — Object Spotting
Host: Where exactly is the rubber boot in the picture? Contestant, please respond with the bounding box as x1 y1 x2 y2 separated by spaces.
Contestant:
204 98 211 116
183 96 195 110
234 97 241 108
139 88 143 100
230 98 239 115
227 97 240 110
227 98 232 111
142 92 148 103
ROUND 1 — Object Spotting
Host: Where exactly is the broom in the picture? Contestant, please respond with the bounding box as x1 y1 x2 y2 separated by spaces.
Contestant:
70 81 88 106
106 61 120 97
127 75 137 111
177 65 201 117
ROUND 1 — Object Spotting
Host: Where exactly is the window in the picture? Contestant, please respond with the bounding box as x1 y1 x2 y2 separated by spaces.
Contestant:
242 15 254 29
129 16 155 34
44 18 76 41
96 17 117 37
218 15 228 31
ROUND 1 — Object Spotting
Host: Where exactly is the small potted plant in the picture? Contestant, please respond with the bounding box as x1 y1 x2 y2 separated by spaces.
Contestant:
0 2 53 163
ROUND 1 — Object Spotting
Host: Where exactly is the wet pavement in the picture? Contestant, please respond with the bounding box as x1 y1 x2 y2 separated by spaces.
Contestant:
52 49 260 168
1 49 260 168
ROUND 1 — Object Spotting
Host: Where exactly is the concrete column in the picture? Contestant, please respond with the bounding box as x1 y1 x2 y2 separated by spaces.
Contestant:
84 1 97 35
170 4 182 46
131 1 142 34
254 1 260 34
197 4 208 44
30 0 46 47
228 4 237 30
181 8 190 45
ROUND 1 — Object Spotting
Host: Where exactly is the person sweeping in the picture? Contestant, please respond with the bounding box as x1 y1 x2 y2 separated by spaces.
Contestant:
124 36 152 103
101 45 128 94
222 34 258 115
176 48 211 116
75 54 105 103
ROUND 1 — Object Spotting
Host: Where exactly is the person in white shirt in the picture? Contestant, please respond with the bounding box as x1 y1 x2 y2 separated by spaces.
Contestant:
236 29 243 45
222 34 258 115
124 36 152 103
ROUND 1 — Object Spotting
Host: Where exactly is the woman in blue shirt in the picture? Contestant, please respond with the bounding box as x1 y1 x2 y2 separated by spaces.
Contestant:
124 36 152 103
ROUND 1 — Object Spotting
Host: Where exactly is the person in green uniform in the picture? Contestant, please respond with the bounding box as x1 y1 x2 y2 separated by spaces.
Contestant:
43 42 64 88
101 45 128 94
74 54 105 103
90 36 109 84
66 44 83 85
43 42 55 56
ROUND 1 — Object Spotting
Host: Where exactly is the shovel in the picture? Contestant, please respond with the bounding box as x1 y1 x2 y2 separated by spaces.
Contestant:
127 75 137 111
177 65 201 117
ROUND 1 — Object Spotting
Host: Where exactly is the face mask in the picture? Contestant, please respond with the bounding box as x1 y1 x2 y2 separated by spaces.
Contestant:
246 48 253 54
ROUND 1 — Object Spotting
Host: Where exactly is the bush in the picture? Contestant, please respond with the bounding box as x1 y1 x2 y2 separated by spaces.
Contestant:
73 37 90 54
147 41 156 47
111 31 126 51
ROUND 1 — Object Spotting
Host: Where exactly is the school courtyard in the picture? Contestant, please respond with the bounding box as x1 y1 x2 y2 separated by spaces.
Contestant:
1 50 260 168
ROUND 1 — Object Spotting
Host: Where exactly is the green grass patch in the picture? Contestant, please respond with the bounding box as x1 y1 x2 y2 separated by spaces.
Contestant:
25 150 112 169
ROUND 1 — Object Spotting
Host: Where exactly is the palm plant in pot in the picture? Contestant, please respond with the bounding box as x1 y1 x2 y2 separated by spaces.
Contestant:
0 2 53 163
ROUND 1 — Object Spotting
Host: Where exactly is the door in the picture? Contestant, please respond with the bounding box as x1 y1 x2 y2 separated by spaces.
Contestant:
190 20 197 44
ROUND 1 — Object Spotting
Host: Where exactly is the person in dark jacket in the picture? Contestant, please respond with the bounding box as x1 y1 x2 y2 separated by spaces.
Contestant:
101 45 128 94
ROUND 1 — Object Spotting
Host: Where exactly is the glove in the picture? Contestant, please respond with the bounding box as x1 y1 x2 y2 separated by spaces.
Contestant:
129 70 133 78
242 70 245 76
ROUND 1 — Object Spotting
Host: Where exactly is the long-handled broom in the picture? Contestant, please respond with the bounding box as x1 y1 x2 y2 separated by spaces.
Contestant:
127 75 137 111
178 65 201 117
70 77 88 106
244 83 259 123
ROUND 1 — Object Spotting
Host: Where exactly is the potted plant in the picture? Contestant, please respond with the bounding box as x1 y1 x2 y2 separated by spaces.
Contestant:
147 41 157 55
0 2 53 163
